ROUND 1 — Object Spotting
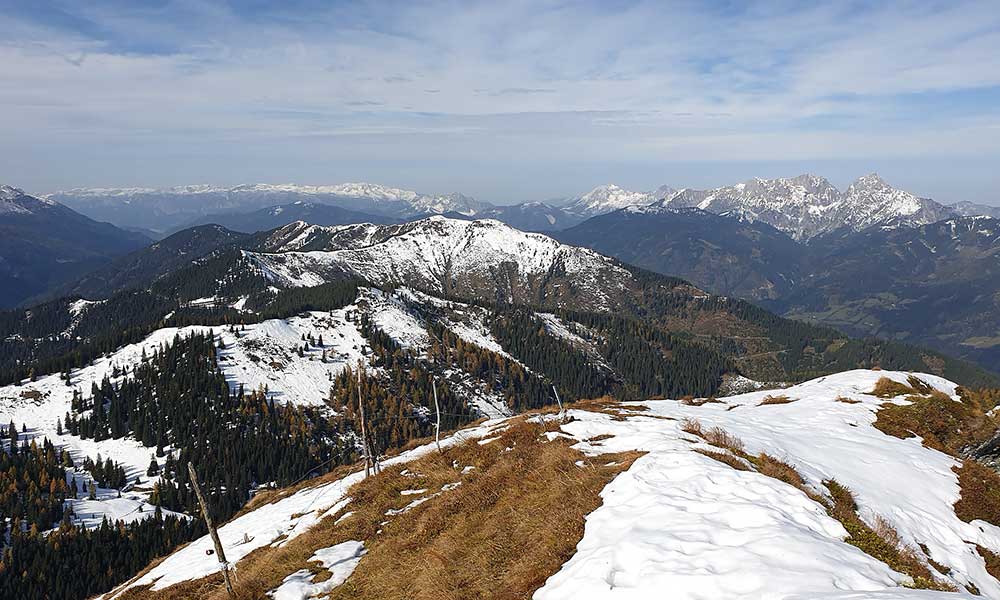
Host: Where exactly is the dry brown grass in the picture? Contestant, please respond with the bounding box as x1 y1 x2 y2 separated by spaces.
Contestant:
874 388 998 456
953 460 1000 525
680 396 724 406
703 427 745 454
835 396 862 404
694 448 752 471
118 416 640 600
752 453 807 491
758 394 795 406
824 479 952 591
905 375 934 395
680 417 703 436
870 377 919 398
975 544 1000 581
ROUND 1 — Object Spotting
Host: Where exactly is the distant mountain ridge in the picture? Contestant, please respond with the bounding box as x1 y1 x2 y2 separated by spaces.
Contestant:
48 182 489 233
656 173 957 240
173 200 397 234
561 183 676 217
48 175 998 239
0 185 150 308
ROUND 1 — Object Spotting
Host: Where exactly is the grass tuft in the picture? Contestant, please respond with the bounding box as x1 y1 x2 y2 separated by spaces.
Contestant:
758 394 795 406
694 449 752 471
835 396 862 404
870 377 918 399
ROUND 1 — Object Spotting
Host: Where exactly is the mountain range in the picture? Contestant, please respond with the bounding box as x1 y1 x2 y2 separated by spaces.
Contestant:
48 173 994 240
48 183 488 234
2 197 999 599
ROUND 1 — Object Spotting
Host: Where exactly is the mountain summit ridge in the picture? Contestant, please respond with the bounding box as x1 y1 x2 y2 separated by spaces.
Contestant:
657 172 956 239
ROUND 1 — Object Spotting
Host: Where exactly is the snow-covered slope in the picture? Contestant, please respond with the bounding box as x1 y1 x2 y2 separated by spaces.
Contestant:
248 216 633 311
0 285 530 510
540 369 999 598
564 184 674 217
659 174 955 240
113 369 1000 598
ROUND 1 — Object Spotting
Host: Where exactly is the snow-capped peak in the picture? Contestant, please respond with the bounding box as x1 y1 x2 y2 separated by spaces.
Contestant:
838 173 952 230
250 216 632 312
848 172 888 189
565 184 668 216
653 173 953 240
0 184 22 200
0 185 57 215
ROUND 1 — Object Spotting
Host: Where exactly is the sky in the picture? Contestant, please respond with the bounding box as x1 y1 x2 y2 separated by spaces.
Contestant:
1 0 999 205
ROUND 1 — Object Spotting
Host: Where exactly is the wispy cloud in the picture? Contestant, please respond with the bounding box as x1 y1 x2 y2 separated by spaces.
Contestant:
0 0 998 202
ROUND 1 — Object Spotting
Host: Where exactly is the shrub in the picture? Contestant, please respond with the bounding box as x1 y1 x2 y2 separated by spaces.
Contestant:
704 427 745 453
680 418 703 436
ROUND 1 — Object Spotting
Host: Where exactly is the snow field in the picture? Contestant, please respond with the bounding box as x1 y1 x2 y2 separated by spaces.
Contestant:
536 369 997 598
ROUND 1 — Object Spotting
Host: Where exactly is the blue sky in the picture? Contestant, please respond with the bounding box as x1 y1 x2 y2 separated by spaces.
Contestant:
1 0 999 204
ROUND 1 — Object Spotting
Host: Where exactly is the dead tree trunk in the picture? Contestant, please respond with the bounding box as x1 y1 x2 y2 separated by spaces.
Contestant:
187 462 234 598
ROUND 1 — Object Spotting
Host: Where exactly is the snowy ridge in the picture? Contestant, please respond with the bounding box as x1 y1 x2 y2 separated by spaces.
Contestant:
249 217 633 311
538 369 999 598
564 184 673 217
657 173 956 240
0 184 57 214
108 369 1000 598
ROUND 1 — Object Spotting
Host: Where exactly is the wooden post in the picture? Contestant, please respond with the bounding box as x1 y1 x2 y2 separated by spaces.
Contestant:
433 377 442 454
552 385 565 421
357 368 370 478
187 462 234 598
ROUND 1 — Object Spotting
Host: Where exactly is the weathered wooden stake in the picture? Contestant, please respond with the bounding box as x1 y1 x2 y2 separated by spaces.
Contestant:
433 377 442 454
357 368 371 478
553 385 565 421
187 462 234 598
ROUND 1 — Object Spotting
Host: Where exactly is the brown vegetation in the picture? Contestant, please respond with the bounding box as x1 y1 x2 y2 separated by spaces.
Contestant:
874 387 998 456
117 416 640 600
758 394 795 406
835 396 862 404
680 395 724 406
694 449 751 471
975 544 1000 581
870 376 921 399
823 480 950 591
953 460 1000 525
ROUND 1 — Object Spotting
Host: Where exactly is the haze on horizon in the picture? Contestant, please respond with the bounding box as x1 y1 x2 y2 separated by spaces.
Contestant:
1 0 999 206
